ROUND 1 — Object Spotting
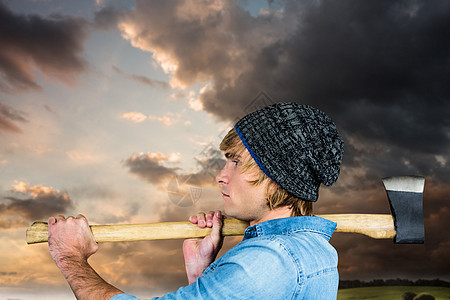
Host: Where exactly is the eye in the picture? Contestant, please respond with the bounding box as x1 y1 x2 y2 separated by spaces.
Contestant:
232 160 240 166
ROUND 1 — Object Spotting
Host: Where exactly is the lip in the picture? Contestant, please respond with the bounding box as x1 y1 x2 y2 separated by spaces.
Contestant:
221 192 230 198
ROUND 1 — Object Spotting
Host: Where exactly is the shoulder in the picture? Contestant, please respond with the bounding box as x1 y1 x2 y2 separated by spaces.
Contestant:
199 237 299 298
219 228 338 279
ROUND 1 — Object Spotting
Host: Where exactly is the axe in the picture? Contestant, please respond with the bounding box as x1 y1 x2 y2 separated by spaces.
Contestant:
26 176 425 245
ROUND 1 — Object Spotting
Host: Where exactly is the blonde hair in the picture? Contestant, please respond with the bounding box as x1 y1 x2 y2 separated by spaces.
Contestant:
219 128 312 217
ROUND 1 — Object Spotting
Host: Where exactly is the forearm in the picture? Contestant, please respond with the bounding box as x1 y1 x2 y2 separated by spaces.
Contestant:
185 259 209 285
57 257 123 300
47 215 124 299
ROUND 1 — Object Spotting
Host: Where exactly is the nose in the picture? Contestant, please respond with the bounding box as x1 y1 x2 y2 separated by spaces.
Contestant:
216 164 229 184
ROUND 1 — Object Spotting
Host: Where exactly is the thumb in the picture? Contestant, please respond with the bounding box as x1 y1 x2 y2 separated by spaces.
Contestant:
209 210 224 246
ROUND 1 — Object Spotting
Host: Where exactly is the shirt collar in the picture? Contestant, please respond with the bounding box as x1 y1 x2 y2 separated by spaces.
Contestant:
243 216 336 241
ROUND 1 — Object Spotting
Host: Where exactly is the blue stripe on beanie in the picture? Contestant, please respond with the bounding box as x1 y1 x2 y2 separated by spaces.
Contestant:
234 124 275 182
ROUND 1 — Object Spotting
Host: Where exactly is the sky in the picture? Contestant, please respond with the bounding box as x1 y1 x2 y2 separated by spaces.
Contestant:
0 0 449 299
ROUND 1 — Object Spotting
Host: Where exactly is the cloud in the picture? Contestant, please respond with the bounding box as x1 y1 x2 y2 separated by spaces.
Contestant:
121 110 182 126
121 111 147 123
117 0 295 96
0 102 28 133
94 0 107 5
0 181 74 228
112 66 170 89
93 5 127 30
124 148 225 188
147 113 181 126
117 0 246 89
0 2 89 93
123 148 225 212
124 153 181 185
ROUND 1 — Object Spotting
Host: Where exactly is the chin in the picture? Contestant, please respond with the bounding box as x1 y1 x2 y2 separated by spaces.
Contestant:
224 207 249 222
223 204 238 219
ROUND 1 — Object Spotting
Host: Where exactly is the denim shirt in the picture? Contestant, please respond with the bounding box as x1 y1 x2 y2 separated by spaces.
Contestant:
111 216 338 300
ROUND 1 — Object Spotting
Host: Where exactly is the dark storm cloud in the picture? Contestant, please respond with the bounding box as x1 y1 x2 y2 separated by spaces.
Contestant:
112 66 170 89
201 0 450 176
0 1 89 93
124 153 180 185
0 102 28 133
202 1 450 123
0 182 74 228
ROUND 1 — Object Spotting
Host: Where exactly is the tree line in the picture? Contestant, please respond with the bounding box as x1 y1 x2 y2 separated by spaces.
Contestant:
339 278 450 289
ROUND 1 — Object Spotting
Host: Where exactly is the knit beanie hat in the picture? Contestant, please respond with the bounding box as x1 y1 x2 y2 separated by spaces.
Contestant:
234 102 344 202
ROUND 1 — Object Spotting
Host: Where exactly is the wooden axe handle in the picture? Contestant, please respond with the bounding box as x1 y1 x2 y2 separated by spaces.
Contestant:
26 219 249 244
319 214 395 239
26 214 395 244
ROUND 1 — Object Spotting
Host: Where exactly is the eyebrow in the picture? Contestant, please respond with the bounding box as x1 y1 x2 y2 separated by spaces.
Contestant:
225 152 241 160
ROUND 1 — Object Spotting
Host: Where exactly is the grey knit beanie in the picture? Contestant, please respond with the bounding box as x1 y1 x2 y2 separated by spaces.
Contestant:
234 102 344 202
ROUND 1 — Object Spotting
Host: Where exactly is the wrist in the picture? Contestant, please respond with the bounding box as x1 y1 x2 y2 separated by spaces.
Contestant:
56 256 123 300
187 269 203 285
185 261 210 285
56 254 89 278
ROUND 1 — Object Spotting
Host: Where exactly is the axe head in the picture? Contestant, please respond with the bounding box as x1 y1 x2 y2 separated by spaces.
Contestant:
382 176 425 244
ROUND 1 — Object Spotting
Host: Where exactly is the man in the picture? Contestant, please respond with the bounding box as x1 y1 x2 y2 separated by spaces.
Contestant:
48 102 344 299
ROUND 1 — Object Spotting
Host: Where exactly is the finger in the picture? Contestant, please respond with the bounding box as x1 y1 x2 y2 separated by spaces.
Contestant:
189 215 198 224
75 214 90 228
48 216 56 225
55 215 66 222
76 214 88 222
205 211 215 227
197 212 206 228
76 214 97 246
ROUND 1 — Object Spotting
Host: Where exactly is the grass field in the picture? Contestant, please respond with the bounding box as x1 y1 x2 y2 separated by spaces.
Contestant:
337 286 450 299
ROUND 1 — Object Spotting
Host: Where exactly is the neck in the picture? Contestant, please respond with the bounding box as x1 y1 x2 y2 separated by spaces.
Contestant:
250 206 293 226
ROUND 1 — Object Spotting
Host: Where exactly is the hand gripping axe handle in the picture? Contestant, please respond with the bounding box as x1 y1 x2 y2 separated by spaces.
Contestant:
26 176 425 244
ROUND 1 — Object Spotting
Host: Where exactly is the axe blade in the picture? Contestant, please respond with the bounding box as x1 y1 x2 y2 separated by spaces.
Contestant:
382 176 425 244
